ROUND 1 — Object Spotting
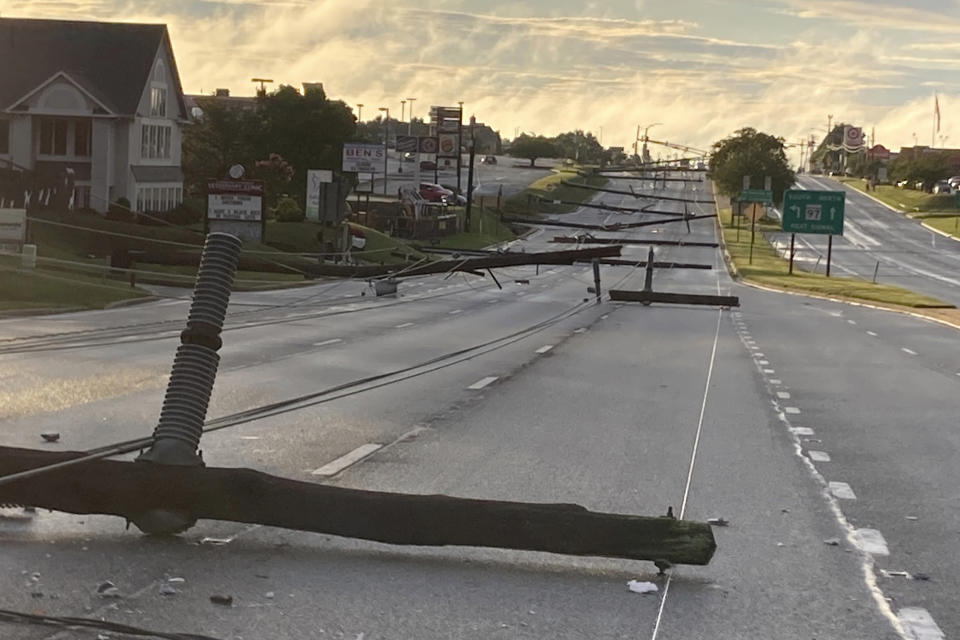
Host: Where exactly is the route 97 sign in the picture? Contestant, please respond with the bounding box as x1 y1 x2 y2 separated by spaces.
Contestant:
782 190 845 235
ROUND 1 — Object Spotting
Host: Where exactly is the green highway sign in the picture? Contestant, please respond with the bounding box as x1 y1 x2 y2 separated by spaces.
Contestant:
740 189 772 203
782 190 845 235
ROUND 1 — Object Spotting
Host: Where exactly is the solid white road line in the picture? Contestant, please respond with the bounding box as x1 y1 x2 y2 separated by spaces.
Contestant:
901 347 918 355
808 450 831 462
898 608 945 640
468 376 499 390
313 338 343 347
395 322 415 328
785 406 801 414
777 391 791 399
535 345 554 354
829 481 857 500
855 528 890 556
311 443 382 477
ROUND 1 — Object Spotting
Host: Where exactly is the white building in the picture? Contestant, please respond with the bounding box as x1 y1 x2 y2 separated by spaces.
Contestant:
0 17 187 214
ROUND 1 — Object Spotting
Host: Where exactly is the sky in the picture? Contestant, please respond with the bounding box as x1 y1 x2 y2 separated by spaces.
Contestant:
2 0 958 165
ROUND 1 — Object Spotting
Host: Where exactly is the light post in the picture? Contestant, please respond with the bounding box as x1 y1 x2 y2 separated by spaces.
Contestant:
912 132 918 147
401 99 406 124
379 107 389 195
357 103 363 122
406 97 416 135
637 122 661 163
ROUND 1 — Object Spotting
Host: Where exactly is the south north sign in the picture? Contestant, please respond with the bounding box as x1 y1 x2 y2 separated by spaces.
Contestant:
782 190 845 235
740 189 772 203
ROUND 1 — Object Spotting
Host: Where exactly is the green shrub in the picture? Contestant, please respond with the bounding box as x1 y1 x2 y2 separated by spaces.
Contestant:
272 196 304 222
107 197 135 222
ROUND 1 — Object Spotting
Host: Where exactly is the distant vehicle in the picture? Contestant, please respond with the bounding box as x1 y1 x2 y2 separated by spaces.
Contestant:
419 182 453 202
481 155 497 165
420 160 437 170
402 152 416 162
896 180 910 188
933 181 952 194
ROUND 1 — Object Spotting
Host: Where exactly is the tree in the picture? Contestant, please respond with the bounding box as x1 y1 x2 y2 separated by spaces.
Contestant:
708 128 795 203
508 134 560 167
888 150 951 191
181 98 260 197
553 130 604 164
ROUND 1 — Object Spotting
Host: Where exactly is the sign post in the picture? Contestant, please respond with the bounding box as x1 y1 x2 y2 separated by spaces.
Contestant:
782 189 845 277
740 188 772 265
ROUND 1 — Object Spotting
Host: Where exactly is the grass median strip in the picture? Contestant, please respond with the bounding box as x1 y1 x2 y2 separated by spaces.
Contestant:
837 177 955 214
717 207 952 309
504 169 609 215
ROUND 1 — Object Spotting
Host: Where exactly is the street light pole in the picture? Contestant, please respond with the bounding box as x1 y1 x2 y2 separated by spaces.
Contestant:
357 103 363 122
379 107 390 195
406 97 416 135
401 100 406 125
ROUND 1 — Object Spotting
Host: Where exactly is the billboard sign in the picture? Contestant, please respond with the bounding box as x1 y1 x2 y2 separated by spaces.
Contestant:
419 136 438 154
843 126 864 149
343 143 385 173
395 136 418 153
438 133 460 158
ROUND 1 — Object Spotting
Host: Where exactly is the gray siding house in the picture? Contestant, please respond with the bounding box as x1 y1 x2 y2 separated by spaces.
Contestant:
0 17 187 214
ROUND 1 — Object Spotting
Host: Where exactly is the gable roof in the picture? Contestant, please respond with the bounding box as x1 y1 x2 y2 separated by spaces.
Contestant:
0 17 186 117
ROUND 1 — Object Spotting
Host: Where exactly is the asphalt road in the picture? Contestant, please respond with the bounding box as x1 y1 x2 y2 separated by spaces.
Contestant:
768 174 960 305
0 172 955 639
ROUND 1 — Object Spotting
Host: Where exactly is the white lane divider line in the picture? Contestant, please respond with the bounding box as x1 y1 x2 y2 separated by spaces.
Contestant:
535 345 554 354
901 347 918 355
847 319 857 325
829 481 857 500
313 338 343 347
449 309 463 315
867 331 878 337
395 322 415 328
468 376 499 390
898 608 945 640
776 391 791 399
808 450 831 462
573 328 587 334
855 528 890 556
784 406 801 415
769 379 782 385
758 359 770 365
601 314 609 320
752 352 765 357
311 443 382 477
487 299 499 304
790 427 814 436
763 368 775 374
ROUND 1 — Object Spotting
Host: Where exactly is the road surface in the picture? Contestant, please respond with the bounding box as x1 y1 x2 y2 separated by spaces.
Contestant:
0 172 955 640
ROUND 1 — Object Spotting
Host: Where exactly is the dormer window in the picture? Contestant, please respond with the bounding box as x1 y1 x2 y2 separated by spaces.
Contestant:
150 87 167 117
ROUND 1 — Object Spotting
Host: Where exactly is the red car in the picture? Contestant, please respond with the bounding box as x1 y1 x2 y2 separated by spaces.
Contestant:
419 182 453 202
420 160 437 170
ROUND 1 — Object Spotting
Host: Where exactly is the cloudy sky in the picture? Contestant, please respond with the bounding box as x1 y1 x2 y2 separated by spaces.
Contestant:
2 0 956 163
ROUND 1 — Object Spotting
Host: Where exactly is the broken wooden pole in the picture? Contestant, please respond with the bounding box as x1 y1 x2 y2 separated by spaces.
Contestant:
551 236 719 248
0 446 717 566
610 290 740 307
503 214 716 231
580 259 712 270
560 180 714 204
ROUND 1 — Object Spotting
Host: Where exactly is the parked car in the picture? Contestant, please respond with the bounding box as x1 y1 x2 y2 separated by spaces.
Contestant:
481 155 497 165
934 181 952 194
896 179 910 188
420 160 437 170
419 182 453 202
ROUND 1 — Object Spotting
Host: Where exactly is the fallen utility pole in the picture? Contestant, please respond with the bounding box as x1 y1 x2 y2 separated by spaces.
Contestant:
579 258 712 270
592 173 702 182
0 446 717 565
560 180 714 204
552 236 719 248
304 245 623 279
532 197 699 217
506 214 716 231
607 247 739 308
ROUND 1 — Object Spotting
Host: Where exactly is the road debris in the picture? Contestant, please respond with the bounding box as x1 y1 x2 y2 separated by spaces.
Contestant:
159 583 177 596
823 538 841 546
96 581 121 598
707 517 729 527
210 594 233 606
627 580 659 594
40 432 60 443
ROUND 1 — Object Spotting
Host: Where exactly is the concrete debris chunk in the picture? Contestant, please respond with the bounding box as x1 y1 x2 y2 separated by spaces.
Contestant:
913 573 931 581
210 594 233 606
40 432 60 443
823 538 841 546
159 583 178 596
706 518 729 527
97 581 121 598
627 580 659 595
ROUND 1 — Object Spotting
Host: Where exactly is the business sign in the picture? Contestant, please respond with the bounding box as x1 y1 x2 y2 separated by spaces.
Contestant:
342 143 385 173
306 169 333 221
438 133 459 158
437 119 460 134
395 136 418 153
843 126 865 149
207 178 264 241
782 189 845 235
419 136 438 154
0 208 26 244
740 189 772 203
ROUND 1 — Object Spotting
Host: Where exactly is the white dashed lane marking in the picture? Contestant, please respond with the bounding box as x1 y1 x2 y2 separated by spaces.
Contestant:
395 322 415 328
829 481 857 500
901 347 918 355
847 319 857 325
758 360 770 365
785 407 801 415
313 338 343 347
535 345 554 354
867 331 878 337
808 450 831 462
449 309 463 315
898 608 945 640
763 368 775 374
790 427 814 436
854 528 890 556
467 376 499 390
311 443 382 477
769 379 782 385
776 391 791 399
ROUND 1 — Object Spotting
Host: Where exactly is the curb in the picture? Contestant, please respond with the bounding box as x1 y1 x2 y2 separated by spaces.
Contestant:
920 221 960 244
0 306 84 319
104 295 158 309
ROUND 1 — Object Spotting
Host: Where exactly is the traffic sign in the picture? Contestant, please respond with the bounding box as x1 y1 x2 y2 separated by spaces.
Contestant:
740 189 772 203
782 190 845 235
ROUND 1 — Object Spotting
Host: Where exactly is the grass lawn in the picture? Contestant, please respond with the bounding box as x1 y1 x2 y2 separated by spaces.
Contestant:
919 215 960 240
718 207 951 308
430 206 517 251
837 177 956 213
0 258 149 312
504 170 609 215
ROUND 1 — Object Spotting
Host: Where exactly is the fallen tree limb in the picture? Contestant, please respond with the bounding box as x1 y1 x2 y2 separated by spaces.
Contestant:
0 446 716 565
304 245 623 279
552 236 719 248
609 290 740 307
